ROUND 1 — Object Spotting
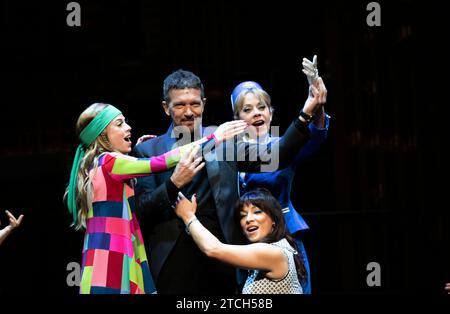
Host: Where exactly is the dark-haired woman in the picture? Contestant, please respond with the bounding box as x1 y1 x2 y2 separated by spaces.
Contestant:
175 188 306 294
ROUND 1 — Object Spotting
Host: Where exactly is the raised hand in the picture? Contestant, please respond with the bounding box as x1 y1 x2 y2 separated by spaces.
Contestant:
0 210 24 245
5 210 24 229
213 120 248 142
301 77 328 117
302 55 319 85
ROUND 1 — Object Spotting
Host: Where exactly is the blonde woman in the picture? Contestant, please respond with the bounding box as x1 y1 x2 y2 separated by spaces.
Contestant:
65 102 246 294
175 188 305 294
229 56 329 293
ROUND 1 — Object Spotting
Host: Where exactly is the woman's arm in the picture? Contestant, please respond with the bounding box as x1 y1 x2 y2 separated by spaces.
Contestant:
291 70 329 165
102 145 202 181
175 193 288 279
103 120 248 181
291 113 329 165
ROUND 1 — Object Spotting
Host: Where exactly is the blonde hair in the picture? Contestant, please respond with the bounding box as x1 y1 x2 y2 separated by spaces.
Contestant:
64 103 112 230
233 88 273 119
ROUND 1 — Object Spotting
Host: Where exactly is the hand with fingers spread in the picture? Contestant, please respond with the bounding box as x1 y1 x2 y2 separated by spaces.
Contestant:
445 283 450 294
136 134 157 146
170 145 205 189
0 210 24 245
213 120 248 142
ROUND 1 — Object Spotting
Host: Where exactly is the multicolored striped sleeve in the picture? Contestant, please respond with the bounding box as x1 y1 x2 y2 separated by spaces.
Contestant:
101 134 215 181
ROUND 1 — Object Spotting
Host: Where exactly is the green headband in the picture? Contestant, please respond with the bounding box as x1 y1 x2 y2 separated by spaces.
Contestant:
67 105 122 225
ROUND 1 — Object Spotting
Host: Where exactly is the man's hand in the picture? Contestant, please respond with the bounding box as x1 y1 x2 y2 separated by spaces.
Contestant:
170 145 205 189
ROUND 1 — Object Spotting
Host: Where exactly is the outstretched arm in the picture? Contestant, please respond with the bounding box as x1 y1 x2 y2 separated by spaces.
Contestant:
276 57 329 166
104 120 248 181
0 211 24 246
174 193 288 279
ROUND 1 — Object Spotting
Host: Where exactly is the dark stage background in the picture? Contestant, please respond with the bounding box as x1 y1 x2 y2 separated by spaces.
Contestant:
0 0 448 296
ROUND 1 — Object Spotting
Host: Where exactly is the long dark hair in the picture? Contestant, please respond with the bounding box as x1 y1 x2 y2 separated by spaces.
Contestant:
235 188 307 283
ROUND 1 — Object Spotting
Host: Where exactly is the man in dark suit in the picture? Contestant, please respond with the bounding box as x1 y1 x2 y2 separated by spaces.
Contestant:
133 69 316 294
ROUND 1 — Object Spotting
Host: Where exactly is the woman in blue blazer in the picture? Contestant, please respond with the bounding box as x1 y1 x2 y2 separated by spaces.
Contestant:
231 56 329 293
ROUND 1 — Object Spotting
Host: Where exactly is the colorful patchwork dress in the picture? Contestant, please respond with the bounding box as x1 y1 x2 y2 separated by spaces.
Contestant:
80 138 212 294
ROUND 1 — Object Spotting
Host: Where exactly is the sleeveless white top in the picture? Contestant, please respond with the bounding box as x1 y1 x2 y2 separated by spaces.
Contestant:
242 238 303 294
